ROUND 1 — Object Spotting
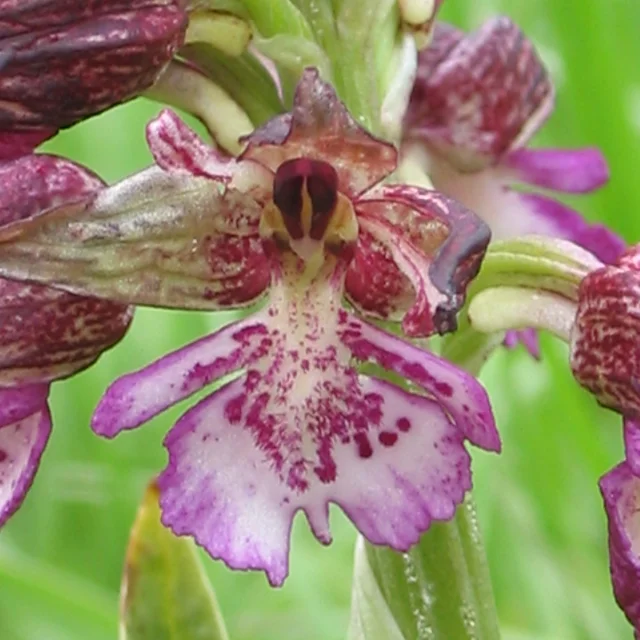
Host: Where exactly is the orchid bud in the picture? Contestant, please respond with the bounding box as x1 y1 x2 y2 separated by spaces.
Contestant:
405 17 554 171
570 246 640 419
398 0 444 48
0 0 188 139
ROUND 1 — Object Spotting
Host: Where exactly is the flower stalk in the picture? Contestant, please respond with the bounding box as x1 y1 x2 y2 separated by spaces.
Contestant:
352 499 499 640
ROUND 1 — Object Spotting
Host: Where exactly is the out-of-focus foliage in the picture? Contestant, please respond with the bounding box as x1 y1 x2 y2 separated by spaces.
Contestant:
1 1 639 638
120 482 228 640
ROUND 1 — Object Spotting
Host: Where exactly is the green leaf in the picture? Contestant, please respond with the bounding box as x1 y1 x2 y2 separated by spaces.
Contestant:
348 499 500 640
180 44 284 125
120 481 229 640
241 0 314 39
252 33 333 104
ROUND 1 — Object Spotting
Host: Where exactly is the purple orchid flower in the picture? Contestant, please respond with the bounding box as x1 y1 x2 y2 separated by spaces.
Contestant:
0 69 500 584
0 151 132 527
569 245 640 634
404 16 625 357
600 463 640 638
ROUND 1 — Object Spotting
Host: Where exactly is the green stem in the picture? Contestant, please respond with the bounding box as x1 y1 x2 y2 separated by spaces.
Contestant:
359 497 500 640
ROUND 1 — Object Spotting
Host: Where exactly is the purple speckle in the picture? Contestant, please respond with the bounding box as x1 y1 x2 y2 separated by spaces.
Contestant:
224 395 244 423
434 381 453 397
378 431 398 447
354 433 373 459
396 417 411 432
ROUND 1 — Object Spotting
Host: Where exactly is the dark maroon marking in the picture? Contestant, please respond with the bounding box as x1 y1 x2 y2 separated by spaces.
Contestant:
378 431 398 447
396 417 411 432
273 170 304 239
434 381 453 397
0 449 6 463
273 157 338 241
354 432 373 459
307 170 338 240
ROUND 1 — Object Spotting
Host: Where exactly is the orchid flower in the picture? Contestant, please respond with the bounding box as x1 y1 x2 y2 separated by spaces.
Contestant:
600 463 640 638
471 239 640 634
0 69 500 585
570 247 640 631
404 16 625 357
0 151 132 527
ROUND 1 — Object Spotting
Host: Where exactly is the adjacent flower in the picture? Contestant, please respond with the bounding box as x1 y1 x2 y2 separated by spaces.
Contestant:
570 246 640 419
0 151 132 526
0 0 188 153
600 463 640 638
0 69 499 584
404 17 625 356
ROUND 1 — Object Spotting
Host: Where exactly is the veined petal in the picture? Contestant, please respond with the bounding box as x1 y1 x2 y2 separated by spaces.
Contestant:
241 68 397 198
503 329 541 360
624 420 640 476
600 463 640 634
92 314 271 437
345 230 414 324
338 314 500 452
405 16 553 170
0 166 270 309
504 147 609 193
0 384 49 428
357 214 442 337
0 402 51 527
0 153 102 227
517 194 625 265
355 185 490 335
0 277 132 386
146 109 235 181
427 158 624 264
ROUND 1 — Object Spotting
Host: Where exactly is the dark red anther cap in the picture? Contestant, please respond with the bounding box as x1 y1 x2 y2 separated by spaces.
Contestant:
273 157 338 241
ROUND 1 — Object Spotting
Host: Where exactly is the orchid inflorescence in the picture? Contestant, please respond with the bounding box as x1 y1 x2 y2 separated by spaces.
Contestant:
1 0 639 636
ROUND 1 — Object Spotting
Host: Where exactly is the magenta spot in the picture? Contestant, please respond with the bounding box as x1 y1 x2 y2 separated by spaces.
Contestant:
435 381 453 397
224 395 244 423
396 417 411 432
354 433 373 459
0 450 6 463
378 431 398 447
314 463 337 483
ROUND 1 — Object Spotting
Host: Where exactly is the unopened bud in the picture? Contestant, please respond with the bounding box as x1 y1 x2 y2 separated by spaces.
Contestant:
0 1 187 137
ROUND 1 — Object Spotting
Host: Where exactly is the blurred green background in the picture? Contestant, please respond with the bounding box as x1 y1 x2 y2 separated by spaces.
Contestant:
1 1 639 638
